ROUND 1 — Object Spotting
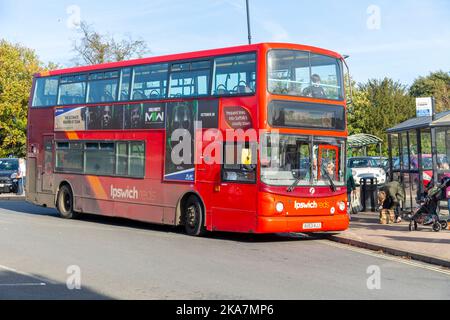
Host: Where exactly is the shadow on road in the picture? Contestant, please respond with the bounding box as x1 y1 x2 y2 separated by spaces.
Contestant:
0 200 58 217
0 200 315 243
0 270 112 300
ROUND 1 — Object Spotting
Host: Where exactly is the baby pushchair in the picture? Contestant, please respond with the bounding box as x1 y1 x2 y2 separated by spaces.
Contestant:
409 177 450 232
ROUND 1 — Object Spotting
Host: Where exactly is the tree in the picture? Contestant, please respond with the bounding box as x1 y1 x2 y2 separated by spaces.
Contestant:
347 78 415 155
73 22 149 65
410 71 450 113
0 40 57 157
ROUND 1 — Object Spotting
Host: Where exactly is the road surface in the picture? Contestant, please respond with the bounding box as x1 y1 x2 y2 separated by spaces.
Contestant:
0 201 448 299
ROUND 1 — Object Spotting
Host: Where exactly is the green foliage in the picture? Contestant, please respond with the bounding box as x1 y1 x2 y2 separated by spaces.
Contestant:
409 71 450 113
0 40 55 157
348 78 415 156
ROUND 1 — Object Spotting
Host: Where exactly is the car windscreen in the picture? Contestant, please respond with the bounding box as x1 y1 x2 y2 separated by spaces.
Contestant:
348 158 375 168
0 159 19 171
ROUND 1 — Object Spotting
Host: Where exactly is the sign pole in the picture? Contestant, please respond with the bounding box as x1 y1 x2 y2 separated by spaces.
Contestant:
430 96 438 184
246 0 252 45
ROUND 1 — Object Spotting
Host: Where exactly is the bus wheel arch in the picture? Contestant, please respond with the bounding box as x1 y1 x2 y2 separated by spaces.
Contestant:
56 181 79 219
177 192 207 236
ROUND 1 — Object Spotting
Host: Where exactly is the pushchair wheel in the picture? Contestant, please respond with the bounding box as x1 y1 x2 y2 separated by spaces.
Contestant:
440 221 448 230
432 222 441 232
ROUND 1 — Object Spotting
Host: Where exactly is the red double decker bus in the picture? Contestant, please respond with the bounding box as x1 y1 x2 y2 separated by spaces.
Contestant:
26 43 350 236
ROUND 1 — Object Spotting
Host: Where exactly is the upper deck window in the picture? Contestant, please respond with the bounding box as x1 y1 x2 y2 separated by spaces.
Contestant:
132 63 168 101
32 76 59 107
212 53 256 96
58 74 87 105
87 70 119 103
169 60 211 98
268 50 343 101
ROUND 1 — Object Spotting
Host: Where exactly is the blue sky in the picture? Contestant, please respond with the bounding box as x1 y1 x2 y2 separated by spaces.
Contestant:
1 0 449 85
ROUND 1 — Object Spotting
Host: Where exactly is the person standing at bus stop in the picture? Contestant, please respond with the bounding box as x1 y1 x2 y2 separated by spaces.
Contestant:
346 169 356 211
17 158 26 195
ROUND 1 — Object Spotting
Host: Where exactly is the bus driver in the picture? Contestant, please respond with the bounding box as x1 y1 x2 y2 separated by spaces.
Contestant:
303 74 326 99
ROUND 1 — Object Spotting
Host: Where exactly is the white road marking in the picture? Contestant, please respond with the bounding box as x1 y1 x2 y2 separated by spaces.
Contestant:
0 283 46 287
321 240 450 277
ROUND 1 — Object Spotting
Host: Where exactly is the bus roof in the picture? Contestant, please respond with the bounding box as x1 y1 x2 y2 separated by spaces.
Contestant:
37 42 343 78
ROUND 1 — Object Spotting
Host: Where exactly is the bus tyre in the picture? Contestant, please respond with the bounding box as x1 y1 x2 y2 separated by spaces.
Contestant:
184 196 206 236
57 185 79 219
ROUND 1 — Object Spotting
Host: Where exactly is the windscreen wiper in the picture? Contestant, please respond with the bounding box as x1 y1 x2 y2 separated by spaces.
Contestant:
322 170 337 192
287 175 302 193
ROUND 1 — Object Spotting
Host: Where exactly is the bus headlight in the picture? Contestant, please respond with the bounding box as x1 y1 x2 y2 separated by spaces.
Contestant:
338 201 346 212
275 202 284 213
11 173 17 179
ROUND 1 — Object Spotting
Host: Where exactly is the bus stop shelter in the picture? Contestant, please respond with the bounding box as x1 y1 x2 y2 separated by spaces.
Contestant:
386 110 450 212
347 134 383 157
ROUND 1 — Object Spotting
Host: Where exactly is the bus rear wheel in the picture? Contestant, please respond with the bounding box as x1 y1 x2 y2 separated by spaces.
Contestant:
57 185 79 219
183 196 206 236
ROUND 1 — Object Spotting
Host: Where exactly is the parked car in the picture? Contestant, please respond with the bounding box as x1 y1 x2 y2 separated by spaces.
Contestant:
347 156 387 185
0 158 20 194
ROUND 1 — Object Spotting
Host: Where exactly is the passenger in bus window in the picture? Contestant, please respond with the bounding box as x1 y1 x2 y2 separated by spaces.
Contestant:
303 74 326 99
324 162 336 181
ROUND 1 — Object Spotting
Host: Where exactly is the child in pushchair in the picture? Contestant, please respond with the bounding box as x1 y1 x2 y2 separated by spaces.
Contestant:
410 177 450 232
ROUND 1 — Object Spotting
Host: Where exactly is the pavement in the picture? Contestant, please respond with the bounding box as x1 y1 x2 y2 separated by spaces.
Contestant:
0 193 26 201
0 200 449 299
327 212 450 268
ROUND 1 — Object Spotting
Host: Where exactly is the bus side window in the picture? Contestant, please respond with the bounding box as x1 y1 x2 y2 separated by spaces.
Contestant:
129 142 145 177
213 53 256 96
116 142 128 175
32 77 59 107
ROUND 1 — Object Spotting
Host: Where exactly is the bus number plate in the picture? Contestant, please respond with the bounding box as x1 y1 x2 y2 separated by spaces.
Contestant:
303 223 322 230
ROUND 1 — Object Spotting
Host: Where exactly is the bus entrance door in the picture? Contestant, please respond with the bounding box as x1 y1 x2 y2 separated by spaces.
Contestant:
42 136 54 193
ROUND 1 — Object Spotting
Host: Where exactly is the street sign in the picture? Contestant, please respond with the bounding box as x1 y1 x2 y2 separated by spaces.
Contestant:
416 97 433 117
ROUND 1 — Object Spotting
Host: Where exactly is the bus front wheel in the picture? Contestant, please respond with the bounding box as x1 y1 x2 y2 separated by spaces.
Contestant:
183 196 206 236
57 185 79 219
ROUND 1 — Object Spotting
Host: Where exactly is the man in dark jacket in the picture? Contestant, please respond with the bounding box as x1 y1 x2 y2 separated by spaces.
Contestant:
302 74 326 98
346 169 356 213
